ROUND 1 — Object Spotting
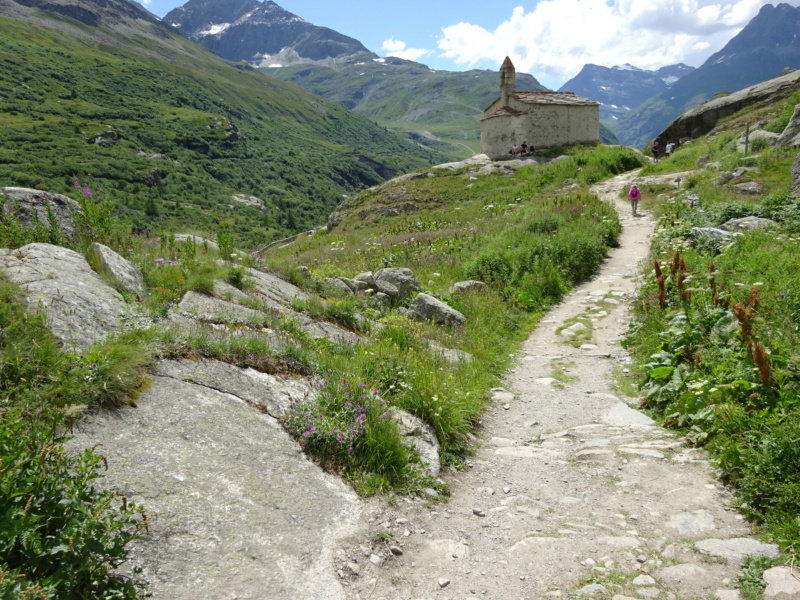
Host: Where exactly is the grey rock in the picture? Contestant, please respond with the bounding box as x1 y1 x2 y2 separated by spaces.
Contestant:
65 368 358 600
736 130 778 152
716 590 743 600
695 538 779 560
1 187 82 240
602 403 655 426
353 271 378 288
777 104 800 147
389 546 403 556
438 577 451 588
633 575 657 586
373 278 400 299
173 234 218 250
247 267 309 307
732 167 758 178
720 216 777 232
666 510 716 535
427 341 474 364
375 268 421 302
136 151 169 160
656 564 712 589
408 293 466 326
577 584 608 595
697 153 711 166
732 181 763 195
446 280 488 296
213 280 249 302
692 227 733 240
91 243 146 297
0 243 127 349
153 358 311 418
764 566 800 599
323 277 354 295
391 407 441 476
172 291 267 325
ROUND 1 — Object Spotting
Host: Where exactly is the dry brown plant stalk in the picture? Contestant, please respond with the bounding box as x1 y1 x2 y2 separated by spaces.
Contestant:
750 341 775 387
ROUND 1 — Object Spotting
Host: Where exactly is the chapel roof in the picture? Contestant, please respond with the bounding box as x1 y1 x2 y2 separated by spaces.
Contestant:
513 91 598 106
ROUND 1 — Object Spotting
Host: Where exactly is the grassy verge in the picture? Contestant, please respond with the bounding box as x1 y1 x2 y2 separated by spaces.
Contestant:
624 94 800 559
0 275 154 599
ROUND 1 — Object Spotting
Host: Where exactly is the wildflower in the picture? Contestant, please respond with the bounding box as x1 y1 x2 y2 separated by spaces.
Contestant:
82 188 92 198
348 447 354 454
156 258 165 263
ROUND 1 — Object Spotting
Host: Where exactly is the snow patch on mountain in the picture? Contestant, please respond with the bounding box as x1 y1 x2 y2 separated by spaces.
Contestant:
198 23 231 36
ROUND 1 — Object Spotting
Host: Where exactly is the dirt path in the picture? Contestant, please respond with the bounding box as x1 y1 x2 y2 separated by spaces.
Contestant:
338 171 778 600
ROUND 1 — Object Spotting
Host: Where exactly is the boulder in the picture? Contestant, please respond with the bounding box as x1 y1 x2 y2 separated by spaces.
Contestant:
0 243 127 349
731 181 763 195
777 104 800 147
408 293 466 326
391 407 440 476
353 271 378 289
323 277 354 295
720 216 777 232
446 280 487 296
1 187 82 240
373 278 400 300
173 234 218 250
91 243 146 298
375 267 421 302
692 227 733 240
736 130 778 152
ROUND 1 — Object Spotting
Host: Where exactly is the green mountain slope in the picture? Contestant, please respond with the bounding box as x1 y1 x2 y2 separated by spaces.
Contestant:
0 0 447 246
261 55 549 159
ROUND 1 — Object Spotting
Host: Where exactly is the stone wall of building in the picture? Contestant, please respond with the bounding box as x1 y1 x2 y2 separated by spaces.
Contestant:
481 101 600 159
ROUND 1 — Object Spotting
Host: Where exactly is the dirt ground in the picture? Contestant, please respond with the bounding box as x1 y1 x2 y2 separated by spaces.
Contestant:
335 171 777 600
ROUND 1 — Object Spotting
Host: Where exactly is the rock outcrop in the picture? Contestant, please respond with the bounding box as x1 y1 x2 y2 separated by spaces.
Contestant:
1 187 82 239
91 242 146 297
0 243 127 349
408 293 466 326
66 360 359 600
658 69 800 142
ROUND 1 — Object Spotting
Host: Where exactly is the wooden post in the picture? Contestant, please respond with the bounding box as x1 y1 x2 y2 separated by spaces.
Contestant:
745 122 750 154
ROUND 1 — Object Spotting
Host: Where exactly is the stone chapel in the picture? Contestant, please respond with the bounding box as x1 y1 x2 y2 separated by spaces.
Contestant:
481 57 600 159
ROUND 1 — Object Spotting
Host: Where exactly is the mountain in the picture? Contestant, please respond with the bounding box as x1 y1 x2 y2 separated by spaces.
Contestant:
612 2 800 147
164 0 553 158
262 57 551 157
0 0 445 246
558 63 694 123
163 0 369 66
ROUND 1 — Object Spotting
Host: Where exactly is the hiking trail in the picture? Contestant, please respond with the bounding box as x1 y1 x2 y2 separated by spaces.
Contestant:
338 170 778 600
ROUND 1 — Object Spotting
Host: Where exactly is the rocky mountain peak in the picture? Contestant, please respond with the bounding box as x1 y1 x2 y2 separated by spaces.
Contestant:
164 0 370 65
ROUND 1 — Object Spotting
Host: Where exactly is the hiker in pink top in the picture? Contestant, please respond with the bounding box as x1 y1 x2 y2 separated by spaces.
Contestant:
629 184 641 215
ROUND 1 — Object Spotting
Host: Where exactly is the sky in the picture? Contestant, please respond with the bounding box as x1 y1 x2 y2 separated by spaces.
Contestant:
136 0 800 89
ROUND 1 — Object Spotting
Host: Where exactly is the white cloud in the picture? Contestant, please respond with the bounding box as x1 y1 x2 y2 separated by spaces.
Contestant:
437 0 798 88
381 37 431 62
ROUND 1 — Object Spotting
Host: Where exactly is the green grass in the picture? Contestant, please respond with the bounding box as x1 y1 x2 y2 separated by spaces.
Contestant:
0 14 446 249
625 89 800 555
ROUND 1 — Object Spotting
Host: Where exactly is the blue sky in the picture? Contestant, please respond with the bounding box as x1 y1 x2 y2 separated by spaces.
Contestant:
137 0 800 89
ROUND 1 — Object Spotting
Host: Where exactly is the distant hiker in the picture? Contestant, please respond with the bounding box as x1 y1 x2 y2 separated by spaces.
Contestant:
651 141 660 162
521 142 528 154
510 143 520 155
665 141 675 157
629 184 641 215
